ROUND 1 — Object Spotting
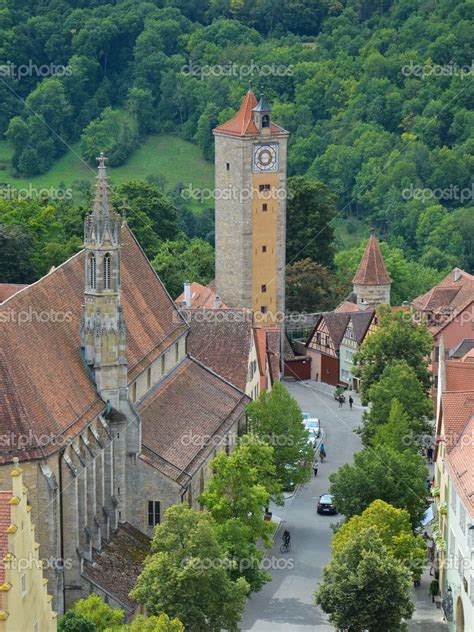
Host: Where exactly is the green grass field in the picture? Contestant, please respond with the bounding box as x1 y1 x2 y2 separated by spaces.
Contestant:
0 135 214 206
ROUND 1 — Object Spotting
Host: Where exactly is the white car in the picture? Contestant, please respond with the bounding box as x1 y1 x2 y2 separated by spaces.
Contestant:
304 418 321 438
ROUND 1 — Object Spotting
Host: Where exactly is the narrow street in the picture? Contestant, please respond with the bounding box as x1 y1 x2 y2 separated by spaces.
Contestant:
242 379 448 632
242 379 363 631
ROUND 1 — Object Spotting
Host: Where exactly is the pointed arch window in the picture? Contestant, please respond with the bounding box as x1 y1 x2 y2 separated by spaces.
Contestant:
262 114 270 128
89 253 97 289
104 253 111 290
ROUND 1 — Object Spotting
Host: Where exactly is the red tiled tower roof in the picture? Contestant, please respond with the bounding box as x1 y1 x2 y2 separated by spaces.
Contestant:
352 235 391 286
213 90 288 137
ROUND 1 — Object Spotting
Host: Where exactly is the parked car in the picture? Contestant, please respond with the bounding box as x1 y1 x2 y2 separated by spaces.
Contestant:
317 493 337 515
304 418 321 438
306 428 318 448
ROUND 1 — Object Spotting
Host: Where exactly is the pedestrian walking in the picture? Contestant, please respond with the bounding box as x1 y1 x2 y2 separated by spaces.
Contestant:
338 394 344 408
313 459 319 476
348 395 354 409
427 446 434 463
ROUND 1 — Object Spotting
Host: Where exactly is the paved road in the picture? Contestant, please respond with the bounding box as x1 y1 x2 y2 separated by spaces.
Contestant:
241 379 448 632
242 380 363 631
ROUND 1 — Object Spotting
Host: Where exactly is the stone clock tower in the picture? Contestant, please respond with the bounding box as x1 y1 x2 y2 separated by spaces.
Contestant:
213 90 289 323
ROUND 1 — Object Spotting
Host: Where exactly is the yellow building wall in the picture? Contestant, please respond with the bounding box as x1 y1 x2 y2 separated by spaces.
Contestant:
252 172 279 324
0 459 57 632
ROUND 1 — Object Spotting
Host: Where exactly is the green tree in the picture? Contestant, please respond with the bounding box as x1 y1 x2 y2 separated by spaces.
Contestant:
286 177 337 267
113 180 181 259
286 258 346 313
332 500 426 581
354 306 432 400
105 613 184 632
58 611 96 632
315 528 414 632
200 436 281 592
130 504 248 632
360 360 433 445
247 382 313 491
0 224 36 283
81 108 139 167
329 444 428 527
71 595 124 631
372 399 414 453
151 238 215 298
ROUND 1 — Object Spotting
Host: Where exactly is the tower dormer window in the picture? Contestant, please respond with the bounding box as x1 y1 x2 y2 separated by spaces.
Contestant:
262 114 270 128
89 253 97 290
104 253 111 290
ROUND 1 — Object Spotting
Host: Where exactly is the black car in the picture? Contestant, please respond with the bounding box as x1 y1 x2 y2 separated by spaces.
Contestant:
317 493 337 515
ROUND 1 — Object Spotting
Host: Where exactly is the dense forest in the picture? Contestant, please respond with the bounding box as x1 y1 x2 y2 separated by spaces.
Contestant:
0 0 473 306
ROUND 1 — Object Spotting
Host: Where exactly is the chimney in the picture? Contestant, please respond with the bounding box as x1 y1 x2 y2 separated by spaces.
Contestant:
184 281 191 308
214 294 222 309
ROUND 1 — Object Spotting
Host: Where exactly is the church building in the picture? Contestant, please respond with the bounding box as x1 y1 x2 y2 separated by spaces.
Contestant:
0 157 249 615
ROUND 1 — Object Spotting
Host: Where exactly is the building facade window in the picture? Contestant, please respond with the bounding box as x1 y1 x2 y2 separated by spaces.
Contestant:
261 306 267 314
148 500 161 526
261 284 267 293
147 367 151 390
161 354 166 374
104 253 111 290
132 381 137 402
262 245 267 253
89 253 96 289
175 342 179 362
226 162 230 171
262 203 268 211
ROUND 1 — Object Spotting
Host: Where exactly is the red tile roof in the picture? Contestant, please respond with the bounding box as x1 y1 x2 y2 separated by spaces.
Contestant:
445 360 474 392
266 328 282 383
335 301 362 313
0 491 12 584
412 269 474 334
0 284 28 303
175 282 227 309
83 522 150 612
184 309 253 391
0 226 187 463
254 327 268 390
439 391 474 454
351 310 376 345
213 90 288 137
446 415 474 519
352 235 391 286
139 358 249 485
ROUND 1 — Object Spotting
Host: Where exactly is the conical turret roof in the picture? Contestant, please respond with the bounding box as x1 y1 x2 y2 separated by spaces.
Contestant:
352 235 391 286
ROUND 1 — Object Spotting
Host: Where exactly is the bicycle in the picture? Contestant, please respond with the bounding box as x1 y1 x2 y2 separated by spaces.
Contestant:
280 539 291 553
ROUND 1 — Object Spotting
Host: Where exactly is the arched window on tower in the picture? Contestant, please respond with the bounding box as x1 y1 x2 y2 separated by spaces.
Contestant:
262 114 270 128
104 253 111 290
89 253 96 289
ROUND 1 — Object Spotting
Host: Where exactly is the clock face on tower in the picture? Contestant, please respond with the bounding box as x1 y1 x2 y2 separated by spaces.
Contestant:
252 143 279 173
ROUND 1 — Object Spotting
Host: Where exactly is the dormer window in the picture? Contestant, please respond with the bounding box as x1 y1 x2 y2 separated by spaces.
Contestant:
89 253 97 289
104 253 111 290
262 114 270 128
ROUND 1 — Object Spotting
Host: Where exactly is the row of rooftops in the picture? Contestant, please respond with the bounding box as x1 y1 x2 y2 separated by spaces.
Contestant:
436 341 474 519
0 227 251 484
